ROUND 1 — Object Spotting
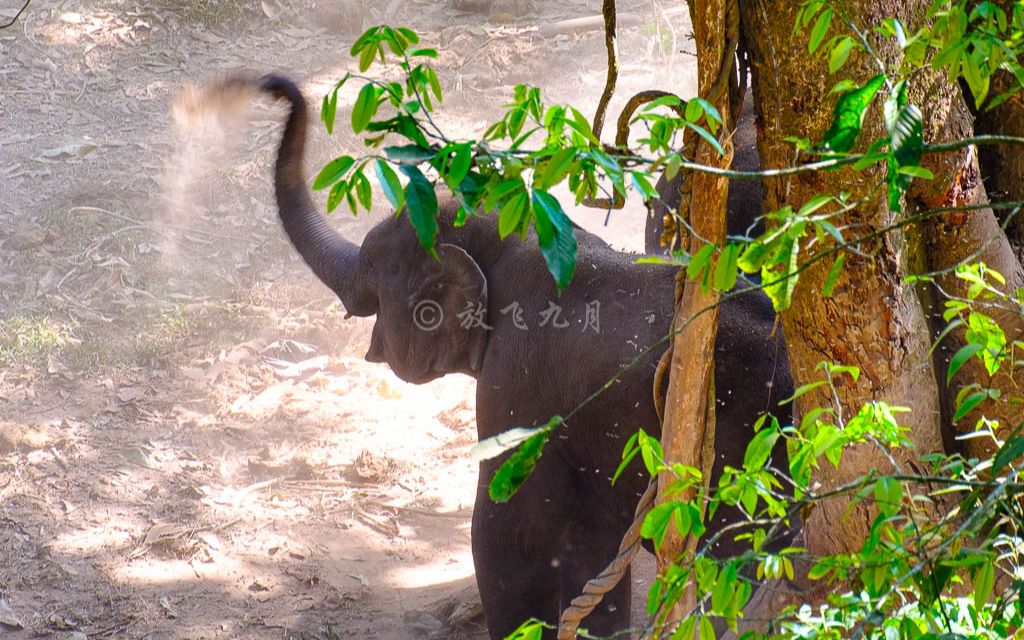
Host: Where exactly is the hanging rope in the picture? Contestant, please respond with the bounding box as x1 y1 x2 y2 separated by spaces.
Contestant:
556 0 743 636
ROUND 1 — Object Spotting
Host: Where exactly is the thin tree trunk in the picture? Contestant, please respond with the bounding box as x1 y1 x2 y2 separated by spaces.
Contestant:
655 0 732 621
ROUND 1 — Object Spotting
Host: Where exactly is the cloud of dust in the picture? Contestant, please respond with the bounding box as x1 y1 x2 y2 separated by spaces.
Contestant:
159 76 266 269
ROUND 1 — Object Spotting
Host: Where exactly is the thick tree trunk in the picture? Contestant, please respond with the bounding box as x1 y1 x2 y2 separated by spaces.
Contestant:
741 0 946 587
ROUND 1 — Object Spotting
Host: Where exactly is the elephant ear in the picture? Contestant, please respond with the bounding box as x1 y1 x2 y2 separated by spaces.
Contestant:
417 243 489 374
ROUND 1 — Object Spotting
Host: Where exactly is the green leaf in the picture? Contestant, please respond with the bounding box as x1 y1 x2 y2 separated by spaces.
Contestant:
946 343 984 384
400 165 439 255
638 431 665 476
762 235 800 312
485 179 525 212
829 79 858 95
445 143 472 187
358 42 378 72
504 621 545 640
992 435 1024 475
641 502 677 549
352 84 379 134
352 170 372 212
822 252 845 298
321 86 339 135
538 148 577 189
313 155 355 191
396 26 420 45
384 144 436 165
630 171 658 200
713 243 740 292
684 98 704 123
612 432 641 485
498 191 530 239
711 563 737 614
409 47 437 58
897 165 934 179
532 189 578 292
349 26 379 56
686 122 725 156
367 114 430 148
488 430 551 503
375 159 405 211
818 75 886 153
886 89 924 211
816 220 844 244
781 380 826 404
694 97 722 130
873 477 902 517
953 390 988 423
425 67 443 102
738 241 770 273
687 243 717 282
829 36 855 74
673 615 697 640
798 194 832 217
743 427 780 471
699 615 716 640
808 8 833 53
326 179 348 213
567 107 601 146
975 560 995 610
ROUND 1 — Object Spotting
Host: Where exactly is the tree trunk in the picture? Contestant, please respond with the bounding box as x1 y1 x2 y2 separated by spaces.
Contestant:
899 13 1024 458
973 0 1024 259
741 0 946 589
655 0 732 621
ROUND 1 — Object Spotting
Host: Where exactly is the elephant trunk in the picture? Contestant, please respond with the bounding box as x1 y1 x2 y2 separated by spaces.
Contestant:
259 74 375 316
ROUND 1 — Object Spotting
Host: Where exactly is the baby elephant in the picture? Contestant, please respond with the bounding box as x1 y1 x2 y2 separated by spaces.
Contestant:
245 74 791 638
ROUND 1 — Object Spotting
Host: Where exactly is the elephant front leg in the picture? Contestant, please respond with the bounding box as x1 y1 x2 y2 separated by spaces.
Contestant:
471 496 634 638
556 509 634 637
472 501 562 639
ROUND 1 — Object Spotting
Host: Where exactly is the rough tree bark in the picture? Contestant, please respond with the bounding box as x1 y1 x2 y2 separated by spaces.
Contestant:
740 0 947 593
655 0 732 620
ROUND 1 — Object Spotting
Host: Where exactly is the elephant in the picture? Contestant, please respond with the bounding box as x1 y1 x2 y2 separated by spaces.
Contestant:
250 74 792 638
646 92 763 254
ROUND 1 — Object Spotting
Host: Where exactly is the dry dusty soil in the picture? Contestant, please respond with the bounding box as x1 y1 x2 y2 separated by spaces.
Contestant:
0 1 696 638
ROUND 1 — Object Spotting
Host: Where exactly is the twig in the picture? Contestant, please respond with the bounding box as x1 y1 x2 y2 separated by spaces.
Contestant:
0 0 30 29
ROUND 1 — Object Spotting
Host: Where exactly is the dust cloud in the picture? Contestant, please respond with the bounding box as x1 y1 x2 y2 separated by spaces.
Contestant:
161 75 267 267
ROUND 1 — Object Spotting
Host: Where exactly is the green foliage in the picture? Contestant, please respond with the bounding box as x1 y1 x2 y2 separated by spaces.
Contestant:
628 350 1024 640
312 24 737 294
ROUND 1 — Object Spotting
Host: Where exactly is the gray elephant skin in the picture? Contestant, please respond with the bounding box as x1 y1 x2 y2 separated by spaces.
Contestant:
646 94 763 253
253 74 792 638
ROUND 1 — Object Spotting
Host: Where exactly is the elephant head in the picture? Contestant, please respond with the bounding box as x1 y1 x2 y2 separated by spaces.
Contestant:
259 75 489 383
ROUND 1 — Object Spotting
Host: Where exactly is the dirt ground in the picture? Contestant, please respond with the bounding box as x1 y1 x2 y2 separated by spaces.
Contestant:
0 1 696 638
